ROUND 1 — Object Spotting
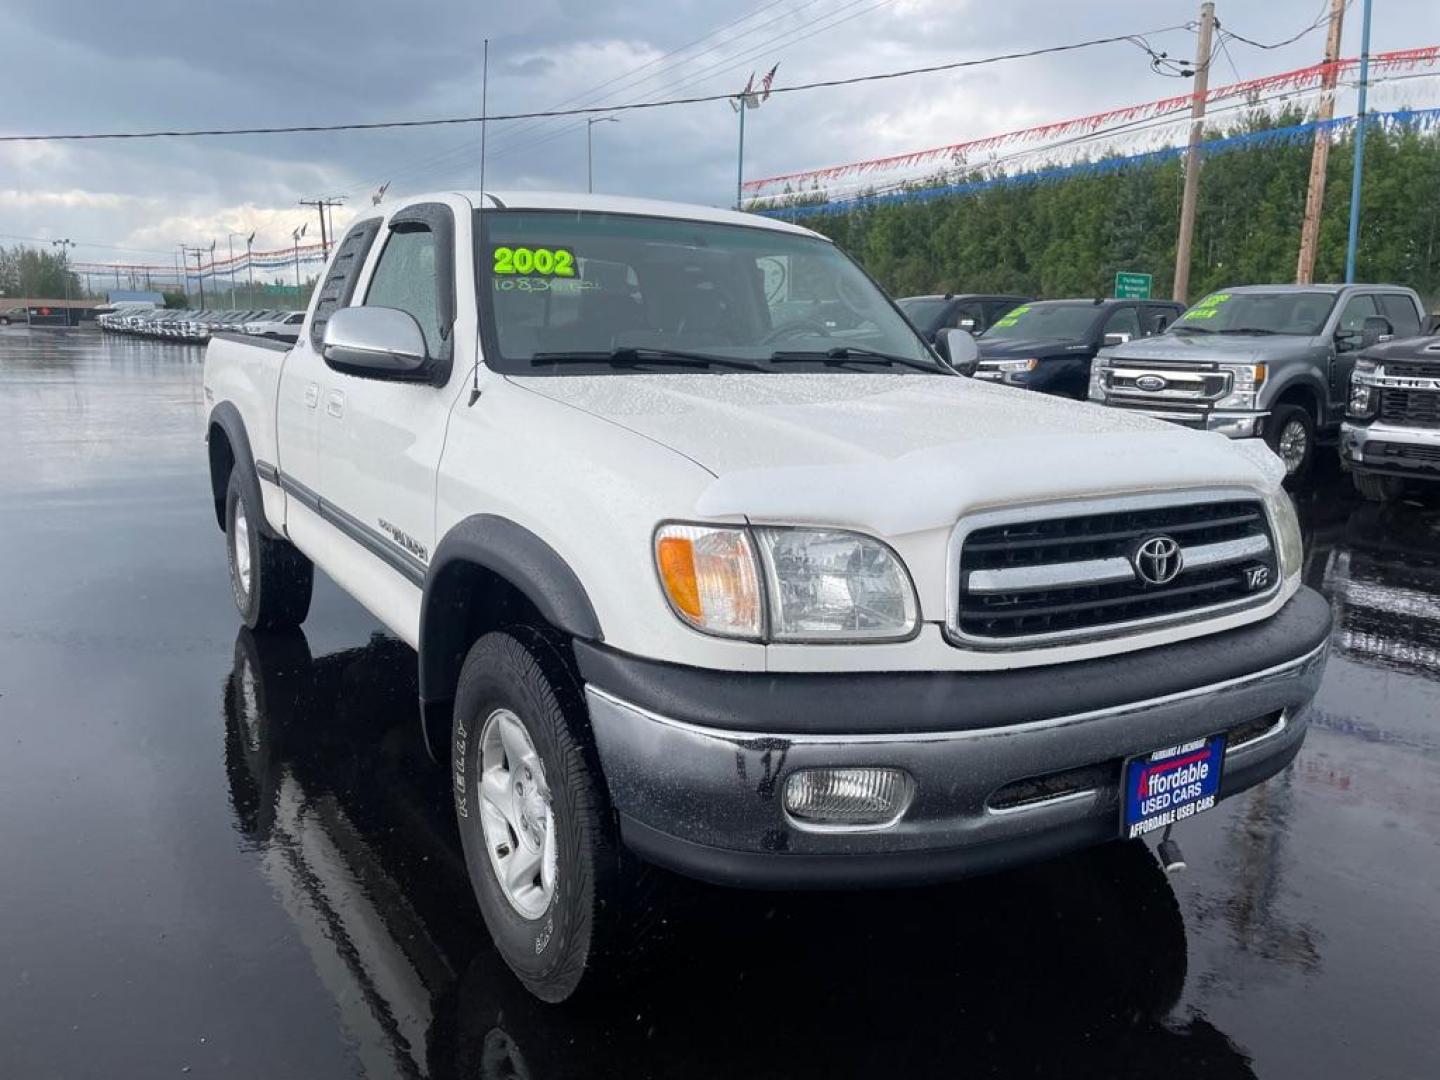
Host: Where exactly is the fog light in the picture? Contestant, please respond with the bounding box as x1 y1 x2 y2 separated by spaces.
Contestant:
783 767 913 827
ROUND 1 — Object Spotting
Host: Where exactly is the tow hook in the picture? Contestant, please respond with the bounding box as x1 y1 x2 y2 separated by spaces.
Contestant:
1157 823 1186 874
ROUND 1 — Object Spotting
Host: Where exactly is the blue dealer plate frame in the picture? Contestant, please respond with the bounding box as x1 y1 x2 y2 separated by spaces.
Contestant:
1122 735 1226 839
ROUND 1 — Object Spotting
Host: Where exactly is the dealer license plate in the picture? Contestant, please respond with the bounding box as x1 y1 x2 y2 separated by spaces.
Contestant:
1122 734 1225 839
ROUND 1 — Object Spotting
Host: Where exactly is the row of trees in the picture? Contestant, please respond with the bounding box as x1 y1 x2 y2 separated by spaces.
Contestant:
792 117 1440 307
0 245 82 301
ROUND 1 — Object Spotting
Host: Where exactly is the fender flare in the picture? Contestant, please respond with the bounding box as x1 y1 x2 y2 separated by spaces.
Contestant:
206 402 276 538
1266 372 1329 427
418 515 603 704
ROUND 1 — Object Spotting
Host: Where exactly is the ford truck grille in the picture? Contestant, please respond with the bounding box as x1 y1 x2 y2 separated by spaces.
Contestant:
1379 388 1440 428
1100 361 1230 418
953 497 1278 645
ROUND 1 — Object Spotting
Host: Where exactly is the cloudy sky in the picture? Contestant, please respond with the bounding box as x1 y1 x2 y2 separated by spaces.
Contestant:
1 0 1432 271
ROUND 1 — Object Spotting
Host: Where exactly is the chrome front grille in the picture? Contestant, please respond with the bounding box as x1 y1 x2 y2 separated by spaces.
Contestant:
1101 361 1230 411
951 494 1278 646
1379 387 1440 428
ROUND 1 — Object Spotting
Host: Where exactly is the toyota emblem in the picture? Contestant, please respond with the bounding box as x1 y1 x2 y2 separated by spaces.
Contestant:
1132 535 1184 586
1135 374 1168 392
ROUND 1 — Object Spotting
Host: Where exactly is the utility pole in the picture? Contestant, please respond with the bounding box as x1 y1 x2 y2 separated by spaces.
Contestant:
182 246 207 308
1172 1 1216 304
323 198 344 253
1296 0 1346 283
300 199 328 256
1344 0 1373 283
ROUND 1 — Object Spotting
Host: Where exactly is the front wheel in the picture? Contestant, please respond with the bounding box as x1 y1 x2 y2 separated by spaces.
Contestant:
1265 405 1314 484
225 471 313 630
1353 471 1404 503
452 630 622 1003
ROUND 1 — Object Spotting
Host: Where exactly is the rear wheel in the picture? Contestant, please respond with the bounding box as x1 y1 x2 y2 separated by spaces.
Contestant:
225 471 313 630
1265 404 1314 484
1353 471 1404 503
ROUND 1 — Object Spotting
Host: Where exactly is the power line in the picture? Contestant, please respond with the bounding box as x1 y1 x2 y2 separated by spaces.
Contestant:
0 29 1190 144
1221 0 1341 51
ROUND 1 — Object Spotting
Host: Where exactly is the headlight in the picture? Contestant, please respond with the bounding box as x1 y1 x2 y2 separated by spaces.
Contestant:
654 524 919 642
1088 360 1107 401
654 524 762 639
755 528 918 641
1348 359 1378 420
1264 488 1304 579
991 358 1037 374
1215 362 1267 410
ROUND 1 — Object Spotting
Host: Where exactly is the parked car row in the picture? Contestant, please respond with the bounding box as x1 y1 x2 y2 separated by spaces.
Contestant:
909 284 1435 493
99 306 302 343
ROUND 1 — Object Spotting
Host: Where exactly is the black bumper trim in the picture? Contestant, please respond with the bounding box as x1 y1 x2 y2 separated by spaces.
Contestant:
575 587 1332 737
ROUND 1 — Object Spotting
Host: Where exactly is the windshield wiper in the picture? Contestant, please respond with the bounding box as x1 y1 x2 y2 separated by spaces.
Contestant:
1216 327 1280 335
768 346 945 374
530 347 764 372
1171 325 1215 334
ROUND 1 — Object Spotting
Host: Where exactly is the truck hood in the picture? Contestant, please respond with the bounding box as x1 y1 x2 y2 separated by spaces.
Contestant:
1106 331 1321 364
510 372 1283 535
977 336 1080 358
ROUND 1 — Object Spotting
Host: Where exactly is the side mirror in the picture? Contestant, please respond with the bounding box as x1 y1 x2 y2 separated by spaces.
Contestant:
1361 315 1393 349
1103 331 1133 347
938 327 980 376
322 306 430 378
1150 314 1171 334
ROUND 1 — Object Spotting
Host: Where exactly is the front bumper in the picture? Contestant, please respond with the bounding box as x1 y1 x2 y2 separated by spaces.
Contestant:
1342 420 1440 479
1103 404 1267 438
578 588 1331 888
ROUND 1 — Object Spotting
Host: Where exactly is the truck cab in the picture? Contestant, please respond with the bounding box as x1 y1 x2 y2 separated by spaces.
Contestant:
1090 284 1426 479
896 293 1032 342
974 298 1183 400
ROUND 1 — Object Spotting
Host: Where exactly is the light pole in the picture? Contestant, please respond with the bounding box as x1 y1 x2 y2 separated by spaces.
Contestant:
227 232 246 308
50 238 76 325
245 232 256 308
291 223 308 301
1344 0 1374 283
586 116 619 193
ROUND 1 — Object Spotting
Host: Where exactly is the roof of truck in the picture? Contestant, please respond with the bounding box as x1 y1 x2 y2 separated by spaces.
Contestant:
1213 283 1410 294
444 190 825 238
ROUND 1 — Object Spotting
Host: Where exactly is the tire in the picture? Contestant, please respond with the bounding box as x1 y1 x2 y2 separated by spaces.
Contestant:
225 470 313 630
1353 471 1403 503
452 629 623 1003
1265 404 1315 484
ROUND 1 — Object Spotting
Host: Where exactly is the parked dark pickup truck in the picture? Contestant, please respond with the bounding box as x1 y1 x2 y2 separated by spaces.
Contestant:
897 293 1032 342
1342 334 1440 500
975 298 1184 399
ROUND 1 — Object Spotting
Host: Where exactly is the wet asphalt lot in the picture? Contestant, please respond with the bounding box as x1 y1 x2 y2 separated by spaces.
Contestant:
1 329 1437 1079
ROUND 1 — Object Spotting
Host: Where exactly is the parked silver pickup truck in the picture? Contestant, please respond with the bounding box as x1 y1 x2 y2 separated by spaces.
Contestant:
1089 284 1426 479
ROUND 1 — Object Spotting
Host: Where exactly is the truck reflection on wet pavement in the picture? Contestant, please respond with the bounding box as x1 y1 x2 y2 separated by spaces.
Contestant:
1 331 1437 1078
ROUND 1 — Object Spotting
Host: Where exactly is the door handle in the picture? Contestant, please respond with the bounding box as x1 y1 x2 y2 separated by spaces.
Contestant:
303 383 319 408
326 390 344 418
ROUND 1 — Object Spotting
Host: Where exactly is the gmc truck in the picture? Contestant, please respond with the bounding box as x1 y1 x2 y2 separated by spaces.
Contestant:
1089 284 1426 479
203 191 1331 1002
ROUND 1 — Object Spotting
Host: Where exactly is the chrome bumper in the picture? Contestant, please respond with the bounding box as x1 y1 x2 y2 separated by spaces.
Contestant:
584 639 1328 887
1342 421 1440 473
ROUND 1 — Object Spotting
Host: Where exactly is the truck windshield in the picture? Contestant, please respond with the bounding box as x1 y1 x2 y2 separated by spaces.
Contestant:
1172 291 1336 335
980 302 1098 341
476 210 940 375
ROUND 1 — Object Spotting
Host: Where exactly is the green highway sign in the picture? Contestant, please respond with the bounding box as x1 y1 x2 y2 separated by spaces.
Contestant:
1114 271 1153 299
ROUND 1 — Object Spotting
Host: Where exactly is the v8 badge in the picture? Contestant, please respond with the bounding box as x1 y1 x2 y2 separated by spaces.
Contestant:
1243 564 1271 591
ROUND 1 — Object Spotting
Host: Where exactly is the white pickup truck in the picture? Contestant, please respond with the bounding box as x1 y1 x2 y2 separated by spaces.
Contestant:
203 190 1331 1001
